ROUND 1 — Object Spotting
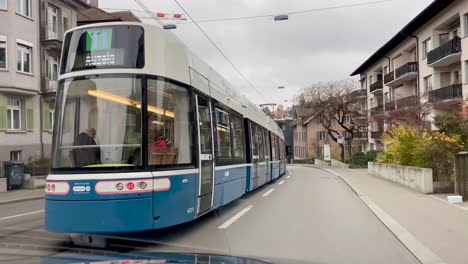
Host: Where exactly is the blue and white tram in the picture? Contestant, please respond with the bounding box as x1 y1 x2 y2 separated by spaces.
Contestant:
45 22 287 234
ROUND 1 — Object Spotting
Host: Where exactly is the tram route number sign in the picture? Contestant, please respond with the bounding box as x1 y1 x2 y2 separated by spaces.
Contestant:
84 28 124 67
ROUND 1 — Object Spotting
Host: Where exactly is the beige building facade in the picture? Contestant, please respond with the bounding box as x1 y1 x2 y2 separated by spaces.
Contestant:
352 0 468 150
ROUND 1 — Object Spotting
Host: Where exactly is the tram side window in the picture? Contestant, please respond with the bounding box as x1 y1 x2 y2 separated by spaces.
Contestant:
257 126 265 162
215 108 232 159
231 115 244 158
251 122 258 158
271 134 277 161
264 130 270 161
274 136 280 161
147 79 192 166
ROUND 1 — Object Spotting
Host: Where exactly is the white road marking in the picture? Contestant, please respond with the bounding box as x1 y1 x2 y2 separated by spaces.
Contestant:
218 205 253 229
287 175 291 179
0 210 44 221
262 189 275 197
278 180 285 185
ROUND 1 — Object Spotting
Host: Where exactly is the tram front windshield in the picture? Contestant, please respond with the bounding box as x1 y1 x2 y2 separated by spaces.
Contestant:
52 76 193 169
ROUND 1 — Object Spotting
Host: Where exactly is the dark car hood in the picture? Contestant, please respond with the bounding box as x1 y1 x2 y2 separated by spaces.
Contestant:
37 252 319 264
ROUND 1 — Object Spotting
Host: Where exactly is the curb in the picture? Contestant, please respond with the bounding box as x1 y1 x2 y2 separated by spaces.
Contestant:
311 165 446 264
0 195 44 205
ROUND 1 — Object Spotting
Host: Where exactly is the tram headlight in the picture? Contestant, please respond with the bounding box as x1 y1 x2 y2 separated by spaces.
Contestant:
116 183 124 191
139 182 148 189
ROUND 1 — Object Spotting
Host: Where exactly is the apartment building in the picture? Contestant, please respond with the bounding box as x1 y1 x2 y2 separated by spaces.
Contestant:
0 0 42 162
0 0 92 163
40 0 90 157
292 108 311 160
352 0 468 150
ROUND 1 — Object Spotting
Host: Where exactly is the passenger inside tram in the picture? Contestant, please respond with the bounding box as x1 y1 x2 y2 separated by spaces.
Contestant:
71 128 101 167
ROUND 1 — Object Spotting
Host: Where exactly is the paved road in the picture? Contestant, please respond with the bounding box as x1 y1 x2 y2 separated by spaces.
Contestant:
0 166 420 263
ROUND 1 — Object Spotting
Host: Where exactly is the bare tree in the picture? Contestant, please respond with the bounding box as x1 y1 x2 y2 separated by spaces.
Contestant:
297 79 367 162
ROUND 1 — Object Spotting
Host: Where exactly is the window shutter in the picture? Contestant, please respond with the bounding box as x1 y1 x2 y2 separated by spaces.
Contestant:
316 131 319 140
43 101 50 131
26 97 34 131
0 94 7 130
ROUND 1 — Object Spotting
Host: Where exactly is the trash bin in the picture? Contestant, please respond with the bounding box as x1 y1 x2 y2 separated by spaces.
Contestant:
0 162 24 190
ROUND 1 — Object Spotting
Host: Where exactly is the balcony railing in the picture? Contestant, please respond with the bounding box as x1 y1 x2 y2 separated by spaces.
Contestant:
371 131 383 139
370 80 383 93
395 62 418 79
351 89 367 98
427 37 461 65
396 95 419 108
385 101 395 111
384 71 394 84
429 84 463 103
353 132 368 139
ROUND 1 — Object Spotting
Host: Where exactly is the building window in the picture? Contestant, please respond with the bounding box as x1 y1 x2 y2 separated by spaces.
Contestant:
383 65 389 75
342 130 352 139
16 0 32 18
47 56 58 90
422 38 432 59
0 39 6 70
63 17 70 32
424 75 433 93
48 103 55 131
47 5 58 39
7 98 22 130
317 131 326 141
0 0 6 10
464 15 468 37
343 116 351 124
16 43 32 73
10 151 22 162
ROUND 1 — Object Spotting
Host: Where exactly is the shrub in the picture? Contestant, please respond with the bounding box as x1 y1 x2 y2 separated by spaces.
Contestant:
378 124 462 180
366 150 382 162
350 152 367 167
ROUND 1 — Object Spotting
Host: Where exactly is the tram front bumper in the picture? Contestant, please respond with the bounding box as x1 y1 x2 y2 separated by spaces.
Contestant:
45 197 154 233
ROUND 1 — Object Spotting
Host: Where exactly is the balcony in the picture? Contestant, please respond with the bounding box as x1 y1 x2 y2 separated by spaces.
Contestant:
384 71 394 85
353 132 368 139
428 38 462 67
385 101 395 111
351 89 367 99
41 23 62 52
429 84 463 103
370 80 383 94
385 62 418 87
371 131 383 140
41 78 58 93
370 103 384 116
396 95 419 108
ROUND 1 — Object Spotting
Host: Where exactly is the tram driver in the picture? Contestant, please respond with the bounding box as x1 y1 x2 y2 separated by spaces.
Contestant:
71 128 102 167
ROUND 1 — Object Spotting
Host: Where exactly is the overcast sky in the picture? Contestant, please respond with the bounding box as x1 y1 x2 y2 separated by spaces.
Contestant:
99 0 433 105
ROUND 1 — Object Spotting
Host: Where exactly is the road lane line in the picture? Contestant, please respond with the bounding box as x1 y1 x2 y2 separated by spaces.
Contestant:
287 175 291 179
0 210 44 221
262 189 275 197
278 180 285 185
218 205 253 229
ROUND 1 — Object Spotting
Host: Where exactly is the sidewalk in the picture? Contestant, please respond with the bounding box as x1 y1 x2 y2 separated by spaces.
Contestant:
324 166 468 264
0 188 44 205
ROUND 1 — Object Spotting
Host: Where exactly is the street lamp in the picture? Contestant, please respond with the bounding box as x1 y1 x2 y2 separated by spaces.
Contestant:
163 24 177 30
274 14 289 21
278 86 285 89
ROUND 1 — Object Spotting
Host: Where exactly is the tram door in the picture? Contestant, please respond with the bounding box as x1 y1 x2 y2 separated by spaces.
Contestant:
250 123 260 189
196 95 215 215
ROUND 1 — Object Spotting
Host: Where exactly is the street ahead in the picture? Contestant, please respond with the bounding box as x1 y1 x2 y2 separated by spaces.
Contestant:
0 166 419 264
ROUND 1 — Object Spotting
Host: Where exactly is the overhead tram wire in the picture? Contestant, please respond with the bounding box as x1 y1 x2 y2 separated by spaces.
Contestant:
133 0 185 45
173 0 394 24
172 0 269 103
104 0 393 25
